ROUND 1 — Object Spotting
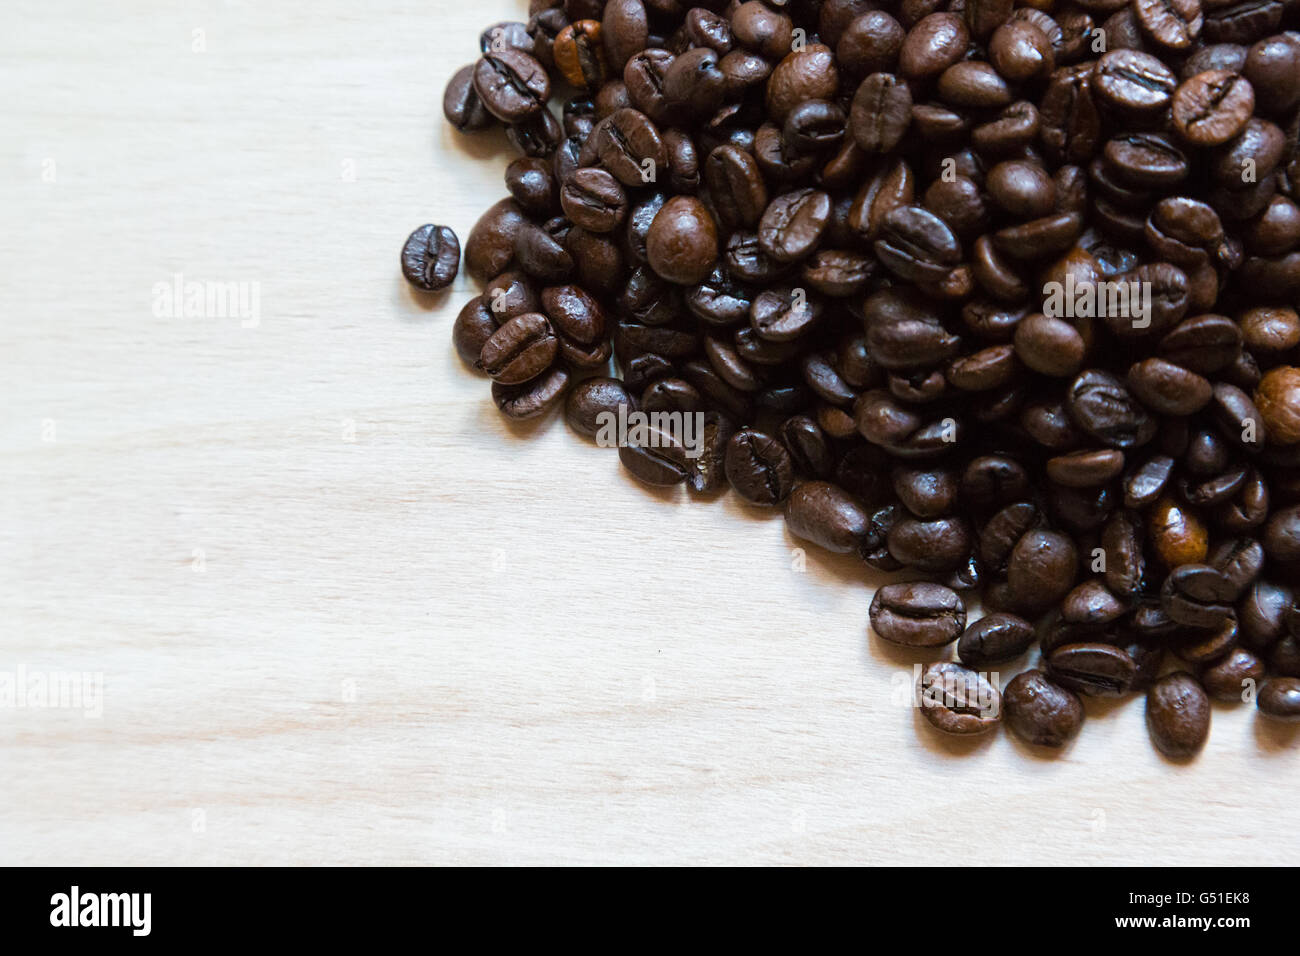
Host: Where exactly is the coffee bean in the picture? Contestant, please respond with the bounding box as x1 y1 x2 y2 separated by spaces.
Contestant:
560 167 628 232
869 582 966 647
759 189 832 263
1003 669 1084 747
477 313 558 384
784 481 869 553
444 64 494 132
1146 671 1211 758
1047 642 1138 697
491 364 570 419
1093 50 1178 114
918 662 1002 734
400 224 460 291
646 196 718 285
473 49 551 123
1172 70 1255 146
849 73 912 153
957 612 1035 666
725 427 795 505
1257 677 1300 720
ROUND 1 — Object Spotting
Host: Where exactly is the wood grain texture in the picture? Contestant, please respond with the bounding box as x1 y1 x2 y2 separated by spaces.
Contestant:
1 0 1296 866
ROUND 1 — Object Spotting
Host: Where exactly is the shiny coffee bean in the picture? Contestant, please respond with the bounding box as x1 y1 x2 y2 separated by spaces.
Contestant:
869 582 966 647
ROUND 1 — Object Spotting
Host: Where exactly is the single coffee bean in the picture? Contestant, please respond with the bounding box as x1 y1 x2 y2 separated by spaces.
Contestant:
784 480 869 553
477 313 558 384
1146 671 1211 758
957 612 1035 666
725 427 795 505
465 198 525 283
444 63 494 132
491 364 570 419
849 73 912 153
400 224 460 291
1255 366 1300 444
1171 70 1255 146
554 20 608 91
1161 563 1236 627
918 662 1002 735
1093 50 1178 114
1008 528 1079 609
1257 677 1300 720
560 166 628 232
759 189 832 263
473 49 551 123
1003 669 1085 747
646 196 718 285
1047 642 1138 697
1201 648 1265 701
869 582 966 647
565 377 633 438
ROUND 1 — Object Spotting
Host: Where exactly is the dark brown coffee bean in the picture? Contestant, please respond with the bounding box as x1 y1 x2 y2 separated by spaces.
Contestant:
848 73 911 154
400 224 460 291
725 427 795 505
646 196 718 285
444 63 494 132
1003 670 1085 747
465 199 525 283
784 480 870 553
869 582 966 647
759 189 832 263
1258 677 1300 720
477 313 558 384
957 612 1035 666
473 49 551 123
1146 671 1211 758
560 167 628 232
491 364 570 419
1093 50 1178 114
1047 642 1138 697
918 662 1002 735
1172 70 1255 146
899 13 970 80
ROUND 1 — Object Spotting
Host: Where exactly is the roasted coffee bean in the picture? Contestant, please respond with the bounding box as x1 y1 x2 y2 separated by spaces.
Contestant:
1172 70 1255 146
918 662 1002 734
1093 50 1178 115
784 481 870 553
400 224 460 291
465 198 525 283
1257 677 1300 720
705 145 768 228
1255 366 1300 445
725 427 795 505
888 516 971 571
1146 672 1211 758
1068 370 1157 448
899 13 969 80
444 63 494 132
646 196 718 285
869 582 966 647
560 167 628 232
565 377 634 439
875 205 962 283
554 20 607 91
759 189 832 263
1201 648 1265 701
958 612 1035 666
491 364 570 419
1008 529 1079 609
849 73 912 153
477 313 558 384
1047 642 1138 697
473 49 551 122
1003 670 1085 747
1162 563 1236 627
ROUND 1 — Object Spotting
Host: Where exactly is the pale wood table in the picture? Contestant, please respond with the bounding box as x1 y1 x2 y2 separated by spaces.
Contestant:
2 0 1296 866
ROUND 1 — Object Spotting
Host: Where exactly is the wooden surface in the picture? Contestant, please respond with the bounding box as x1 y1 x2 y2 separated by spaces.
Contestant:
2 1 1297 867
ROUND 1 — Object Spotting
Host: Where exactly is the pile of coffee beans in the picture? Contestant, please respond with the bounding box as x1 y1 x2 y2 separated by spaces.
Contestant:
405 0 1300 755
